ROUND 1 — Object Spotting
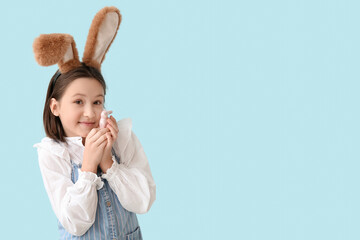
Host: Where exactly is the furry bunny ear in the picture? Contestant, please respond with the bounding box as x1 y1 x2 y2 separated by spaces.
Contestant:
82 6 122 71
33 34 81 73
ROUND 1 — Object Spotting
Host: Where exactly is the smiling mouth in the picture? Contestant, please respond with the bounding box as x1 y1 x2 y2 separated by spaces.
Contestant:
79 122 96 126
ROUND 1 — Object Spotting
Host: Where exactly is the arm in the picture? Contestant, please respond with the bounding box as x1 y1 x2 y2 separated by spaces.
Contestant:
101 119 156 214
36 147 103 236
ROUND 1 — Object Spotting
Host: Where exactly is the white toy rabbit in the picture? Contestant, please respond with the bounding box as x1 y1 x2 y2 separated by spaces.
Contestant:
99 110 113 128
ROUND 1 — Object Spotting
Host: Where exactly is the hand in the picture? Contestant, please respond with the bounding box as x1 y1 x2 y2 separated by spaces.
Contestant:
81 128 110 173
99 116 119 173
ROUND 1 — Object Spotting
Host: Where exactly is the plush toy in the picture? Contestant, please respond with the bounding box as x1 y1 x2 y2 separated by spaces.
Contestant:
33 6 121 128
100 110 113 128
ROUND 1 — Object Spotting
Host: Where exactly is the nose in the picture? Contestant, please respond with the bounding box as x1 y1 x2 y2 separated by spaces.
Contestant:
83 104 96 118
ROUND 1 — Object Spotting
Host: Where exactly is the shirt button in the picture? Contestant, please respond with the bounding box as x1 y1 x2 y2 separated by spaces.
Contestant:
107 201 111 207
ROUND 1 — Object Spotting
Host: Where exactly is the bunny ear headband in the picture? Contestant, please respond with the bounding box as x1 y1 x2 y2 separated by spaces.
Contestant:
33 6 121 73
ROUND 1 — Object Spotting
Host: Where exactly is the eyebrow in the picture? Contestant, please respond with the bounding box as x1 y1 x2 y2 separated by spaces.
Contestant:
72 93 104 98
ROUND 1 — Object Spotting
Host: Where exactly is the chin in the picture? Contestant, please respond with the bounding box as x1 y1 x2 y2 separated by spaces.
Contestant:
82 131 91 137
78 130 89 138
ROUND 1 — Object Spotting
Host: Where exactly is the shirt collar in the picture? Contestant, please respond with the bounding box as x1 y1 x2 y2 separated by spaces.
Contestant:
65 136 84 146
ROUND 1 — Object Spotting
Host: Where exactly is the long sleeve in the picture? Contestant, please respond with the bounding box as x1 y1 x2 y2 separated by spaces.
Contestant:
101 119 156 214
35 145 104 236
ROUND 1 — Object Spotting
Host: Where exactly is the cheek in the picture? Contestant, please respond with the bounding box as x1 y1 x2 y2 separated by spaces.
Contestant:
95 109 103 120
61 107 76 120
71 108 82 117
66 107 82 123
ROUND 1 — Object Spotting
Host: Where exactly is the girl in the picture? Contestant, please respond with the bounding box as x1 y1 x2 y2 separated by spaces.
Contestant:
33 7 156 240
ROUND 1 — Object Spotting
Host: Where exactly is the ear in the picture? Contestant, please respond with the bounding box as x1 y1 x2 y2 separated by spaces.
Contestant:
50 98 60 116
33 34 81 73
82 7 122 71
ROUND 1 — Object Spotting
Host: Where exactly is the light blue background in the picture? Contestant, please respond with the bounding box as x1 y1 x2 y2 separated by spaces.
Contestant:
1 0 359 239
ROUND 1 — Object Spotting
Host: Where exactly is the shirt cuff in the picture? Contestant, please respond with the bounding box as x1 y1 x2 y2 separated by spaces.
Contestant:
101 155 123 181
78 169 104 190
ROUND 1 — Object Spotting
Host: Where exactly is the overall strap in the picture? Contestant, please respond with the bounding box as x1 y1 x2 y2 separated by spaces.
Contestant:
111 148 121 164
70 159 82 184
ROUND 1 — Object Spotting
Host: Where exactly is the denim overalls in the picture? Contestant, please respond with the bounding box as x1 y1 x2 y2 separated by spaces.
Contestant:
58 150 143 240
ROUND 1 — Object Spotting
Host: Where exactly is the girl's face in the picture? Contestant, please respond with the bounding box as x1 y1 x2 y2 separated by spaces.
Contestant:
50 77 105 140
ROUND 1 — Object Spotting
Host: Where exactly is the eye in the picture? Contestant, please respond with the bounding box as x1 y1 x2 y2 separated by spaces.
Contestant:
74 100 83 104
94 100 103 105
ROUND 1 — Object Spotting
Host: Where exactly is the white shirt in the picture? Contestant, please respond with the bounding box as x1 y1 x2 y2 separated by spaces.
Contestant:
34 118 156 235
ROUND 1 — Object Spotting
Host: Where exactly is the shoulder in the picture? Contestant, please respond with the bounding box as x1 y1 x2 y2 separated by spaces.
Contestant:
34 137 72 176
114 118 134 156
117 117 132 129
33 137 70 161
33 137 58 150
116 118 133 141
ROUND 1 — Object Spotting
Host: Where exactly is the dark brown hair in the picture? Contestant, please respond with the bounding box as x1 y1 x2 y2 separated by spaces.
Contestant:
43 63 106 142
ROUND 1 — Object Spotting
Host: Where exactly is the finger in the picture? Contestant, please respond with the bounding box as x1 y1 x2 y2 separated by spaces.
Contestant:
86 128 101 144
97 138 108 150
107 133 116 149
110 115 117 123
107 118 119 132
106 132 114 144
94 133 108 147
109 115 118 126
100 136 109 146
107 124 118 140
103 132 113 150
86 128 98 140
93 127 110 138
92 128 110 142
